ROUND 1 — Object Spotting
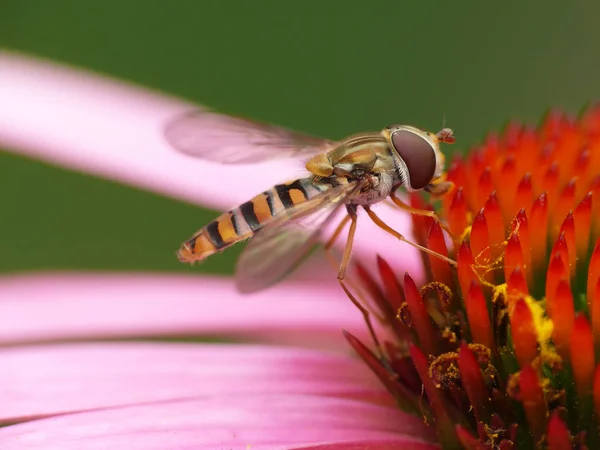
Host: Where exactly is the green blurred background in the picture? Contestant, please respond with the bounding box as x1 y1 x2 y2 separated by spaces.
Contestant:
1 1 600 276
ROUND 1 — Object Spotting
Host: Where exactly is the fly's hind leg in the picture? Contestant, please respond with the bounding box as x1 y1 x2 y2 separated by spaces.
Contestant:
337 204 359 281
325 204 385 359
364 205 457 267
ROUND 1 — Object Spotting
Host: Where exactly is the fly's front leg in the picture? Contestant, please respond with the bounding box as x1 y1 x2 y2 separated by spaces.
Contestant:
390 189 454 238
424 175 454 199
364 205 457 267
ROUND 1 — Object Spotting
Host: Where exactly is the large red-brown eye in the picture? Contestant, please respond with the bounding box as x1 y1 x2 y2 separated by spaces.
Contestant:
391 130 436 190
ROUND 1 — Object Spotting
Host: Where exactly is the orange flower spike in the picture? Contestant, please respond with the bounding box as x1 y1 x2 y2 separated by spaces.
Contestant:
465 152 486 211
587 237 600 315
546 252 568 317
444 157 469 212
510 297 539 368
557 213 576 278
513 209 532 283
497 156 518 221
546 411 573 450
503 121 522 151
455 426 481 450
552 180 576 243
458 343 491 423
588 140 600 187
557 126 583 185
515 127 539 175
573 150 591 197
530 192 549 269
549 233 571 283
446 156 468 188
427 221 454 289
590 176 600 239
466 281 493 349
570 314 595 397
543 162 560 217
409 193 433 245
447 187 468 238
515 173 533 219
409 344 458 445
574 192 592 260
484 192 505 261
552 279 575 360
470 209 492 274
376 255 405 311
403 273 439 356
507 267 528 299
519 365 549 446
476 167 494 211
592 278 600 353
540 109 567 140
594 364 600 420
482 132 500 168
580 104 600 137
457 241 477 301
504 232 524 284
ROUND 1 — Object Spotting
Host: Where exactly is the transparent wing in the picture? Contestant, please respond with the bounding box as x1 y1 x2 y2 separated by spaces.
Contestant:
164 110 335 164
235 181 362 293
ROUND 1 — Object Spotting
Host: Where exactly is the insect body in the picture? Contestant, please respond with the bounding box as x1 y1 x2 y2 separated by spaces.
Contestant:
165 111 455 292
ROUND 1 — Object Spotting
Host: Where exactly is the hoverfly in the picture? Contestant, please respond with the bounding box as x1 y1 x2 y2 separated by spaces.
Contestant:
165 110 456 293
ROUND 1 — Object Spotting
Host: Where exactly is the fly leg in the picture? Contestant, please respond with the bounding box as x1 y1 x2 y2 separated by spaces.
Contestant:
424 175 455 199
324 211 386 323
389 190 454 237
324 214 351 251
364 205 457 267
326 204 385 359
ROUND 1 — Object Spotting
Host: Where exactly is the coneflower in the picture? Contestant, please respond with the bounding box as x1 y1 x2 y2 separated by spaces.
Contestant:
348 106 600 449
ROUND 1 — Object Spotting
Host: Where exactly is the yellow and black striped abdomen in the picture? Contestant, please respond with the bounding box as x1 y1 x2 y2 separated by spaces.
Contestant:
177 177 325 263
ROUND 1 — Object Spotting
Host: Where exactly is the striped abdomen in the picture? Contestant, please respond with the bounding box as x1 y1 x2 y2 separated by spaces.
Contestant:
177 177 327 263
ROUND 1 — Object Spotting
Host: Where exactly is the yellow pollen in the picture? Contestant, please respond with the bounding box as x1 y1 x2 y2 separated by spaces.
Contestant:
492 283 556 362
459 225 472 244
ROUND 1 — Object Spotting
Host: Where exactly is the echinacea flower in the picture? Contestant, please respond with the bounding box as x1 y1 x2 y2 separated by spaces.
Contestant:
349 107 600 449
4 49 599 450
0 50 432 449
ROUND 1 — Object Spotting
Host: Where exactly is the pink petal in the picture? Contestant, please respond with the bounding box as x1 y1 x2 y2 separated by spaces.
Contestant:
0 343 436 448
0 397 437 449
0 272 394 351
0 51 424 279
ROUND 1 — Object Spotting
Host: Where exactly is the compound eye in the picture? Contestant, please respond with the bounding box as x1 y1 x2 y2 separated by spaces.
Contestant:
391 130 436 190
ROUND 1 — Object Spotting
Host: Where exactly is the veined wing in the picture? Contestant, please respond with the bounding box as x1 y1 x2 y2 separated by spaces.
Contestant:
164 110 335 164
235 180 362 293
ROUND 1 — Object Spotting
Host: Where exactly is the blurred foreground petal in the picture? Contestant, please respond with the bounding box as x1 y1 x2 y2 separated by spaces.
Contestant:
0 50 423 279
0 343 436 450
0 272 385 351
0 396 436 450
0 343 389 422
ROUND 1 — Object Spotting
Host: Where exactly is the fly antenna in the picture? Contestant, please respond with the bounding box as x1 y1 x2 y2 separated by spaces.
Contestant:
435 112 456 145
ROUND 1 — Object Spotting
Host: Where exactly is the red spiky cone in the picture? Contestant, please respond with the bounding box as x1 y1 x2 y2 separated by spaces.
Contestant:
346 106 600 449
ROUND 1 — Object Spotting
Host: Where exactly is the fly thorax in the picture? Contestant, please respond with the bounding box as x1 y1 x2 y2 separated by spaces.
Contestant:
351 172 394 205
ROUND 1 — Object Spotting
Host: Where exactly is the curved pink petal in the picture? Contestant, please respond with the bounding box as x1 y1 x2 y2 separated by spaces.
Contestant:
0 343 393 422
0 51 424 280
0 397 437 449
0 272 397 351
0 342 437 448
0 343 437 450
